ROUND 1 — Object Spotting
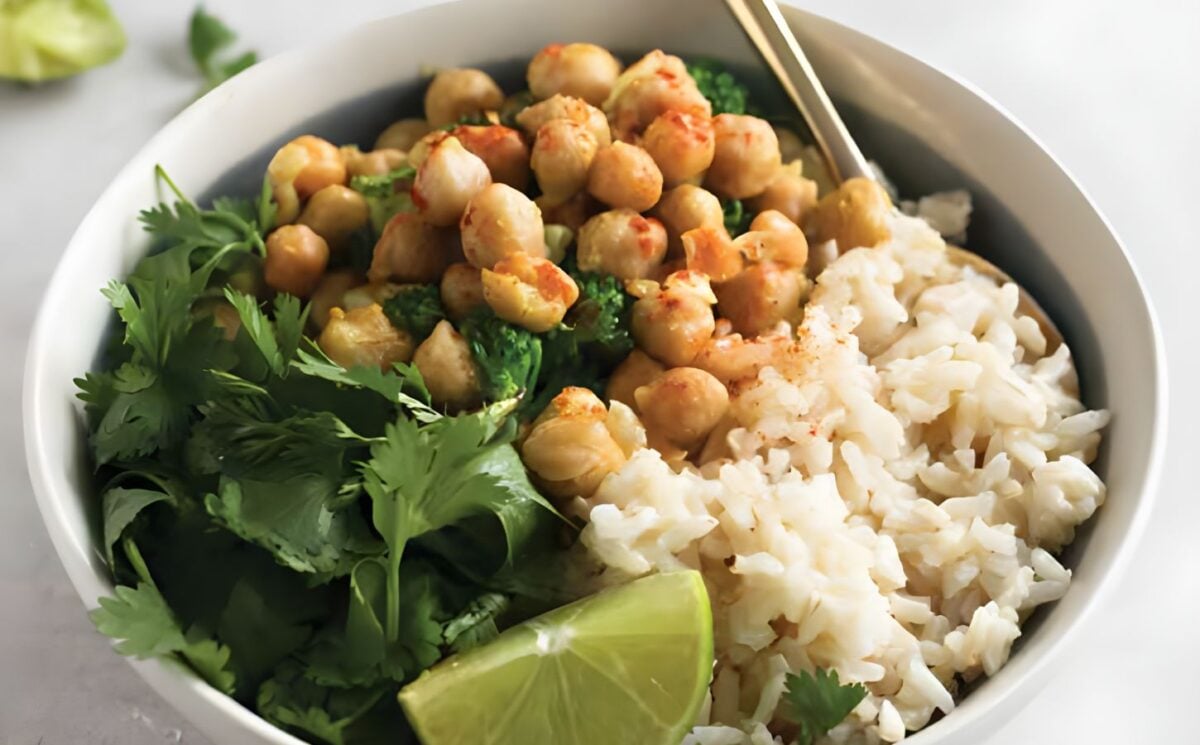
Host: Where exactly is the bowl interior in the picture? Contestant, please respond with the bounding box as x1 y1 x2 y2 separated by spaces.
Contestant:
24 1 1163 743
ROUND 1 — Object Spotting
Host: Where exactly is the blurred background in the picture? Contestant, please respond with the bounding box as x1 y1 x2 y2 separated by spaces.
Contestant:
1 0 1195 743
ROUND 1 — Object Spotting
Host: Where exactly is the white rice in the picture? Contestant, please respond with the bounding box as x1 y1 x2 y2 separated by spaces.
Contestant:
578 211 1108 742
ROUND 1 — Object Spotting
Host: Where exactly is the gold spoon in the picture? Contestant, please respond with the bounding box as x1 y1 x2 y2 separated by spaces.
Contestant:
724 0 1064 352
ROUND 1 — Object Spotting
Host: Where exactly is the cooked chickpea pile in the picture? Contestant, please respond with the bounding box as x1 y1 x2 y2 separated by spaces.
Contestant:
251 43 896 502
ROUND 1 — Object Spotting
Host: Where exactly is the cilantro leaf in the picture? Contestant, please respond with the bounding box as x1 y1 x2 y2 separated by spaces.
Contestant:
362 406 556 643
180 630 238 695
292 346 439 422
225 289 309 377
101 487 176 568
781 668 869 745
189 5 257 91
216 578 315 685
257 661 409 745
442 592 507 652
191 393 376 476
138 168 268 263
205 474 383 578
90 582 237 694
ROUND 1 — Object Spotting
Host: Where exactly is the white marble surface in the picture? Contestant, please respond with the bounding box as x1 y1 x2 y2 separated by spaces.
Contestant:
2 1 1195 742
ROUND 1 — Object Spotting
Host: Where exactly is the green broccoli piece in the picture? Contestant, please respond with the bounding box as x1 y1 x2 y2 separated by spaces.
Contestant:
687 59 750 116
558 260 634 364
349 166 417 234
722 198 753 236
382 285 446 341
527 258 634 415
459 307 543 402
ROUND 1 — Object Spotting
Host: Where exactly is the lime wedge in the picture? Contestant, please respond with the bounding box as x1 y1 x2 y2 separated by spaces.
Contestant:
399 571 714 745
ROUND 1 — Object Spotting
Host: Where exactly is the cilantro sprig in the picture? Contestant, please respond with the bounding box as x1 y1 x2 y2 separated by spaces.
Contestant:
363 401 557 643
781 668 869 745
189 5 258 93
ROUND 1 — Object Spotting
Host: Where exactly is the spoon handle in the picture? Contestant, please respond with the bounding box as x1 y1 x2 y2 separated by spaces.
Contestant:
724 0 875 184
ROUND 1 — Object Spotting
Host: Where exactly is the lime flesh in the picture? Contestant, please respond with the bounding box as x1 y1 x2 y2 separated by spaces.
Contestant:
399 571 714 745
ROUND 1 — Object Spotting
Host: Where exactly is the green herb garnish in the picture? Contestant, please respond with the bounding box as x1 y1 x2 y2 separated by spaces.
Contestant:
189 5 257 92
782 668 869 745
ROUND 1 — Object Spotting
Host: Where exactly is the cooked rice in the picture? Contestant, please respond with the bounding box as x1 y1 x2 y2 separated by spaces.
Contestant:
576 211 1108 743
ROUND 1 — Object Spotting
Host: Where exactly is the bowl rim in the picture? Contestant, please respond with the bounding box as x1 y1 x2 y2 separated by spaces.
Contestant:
21 4 1168 744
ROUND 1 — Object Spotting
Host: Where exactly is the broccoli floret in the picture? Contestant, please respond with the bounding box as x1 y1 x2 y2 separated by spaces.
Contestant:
349 166 416 234
686 59 750 115
527 258 634 415
722 198 752 236
558 259 634 363
459 307 543 402
382 285 446 341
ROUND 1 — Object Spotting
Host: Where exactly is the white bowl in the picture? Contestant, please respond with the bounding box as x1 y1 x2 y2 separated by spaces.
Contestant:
23 1 1166 743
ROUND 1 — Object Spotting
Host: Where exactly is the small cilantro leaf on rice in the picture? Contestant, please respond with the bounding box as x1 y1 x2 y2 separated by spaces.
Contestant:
782 669 868 745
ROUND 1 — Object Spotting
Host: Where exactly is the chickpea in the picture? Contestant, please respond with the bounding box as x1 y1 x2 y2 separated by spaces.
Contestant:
693 330 791 386
704 114 782 199
577 209 668 280
297 185 369 250
440 262 486 320
527 43 622 106
530 119 599 206
650 258 688 283
681 226 743 282
520 387 628 500
515 94 612 147
342 282 402 311
424 68 505 128
774 126 806 163
263 224 330 298
586 141 663 212
460 183 547 270
714 261 807 337
412 136 493 227
635 367 729 451
375 118 433 151
413 320 482 411
605 349 664 412
309 269 364 330
807 176 893 251
748 163 819 226
267 135 348 224
342 147 407 178
655 184 724 257
193 299 241 341
367 213 449 284
630 270 717 367
319 304 414 370
603 50 711 141
406 130 449 170
733 210 809 268
536 191 598 232
481 253 579 333
642 110 716 186
448 124 531 190
696 413 737 465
